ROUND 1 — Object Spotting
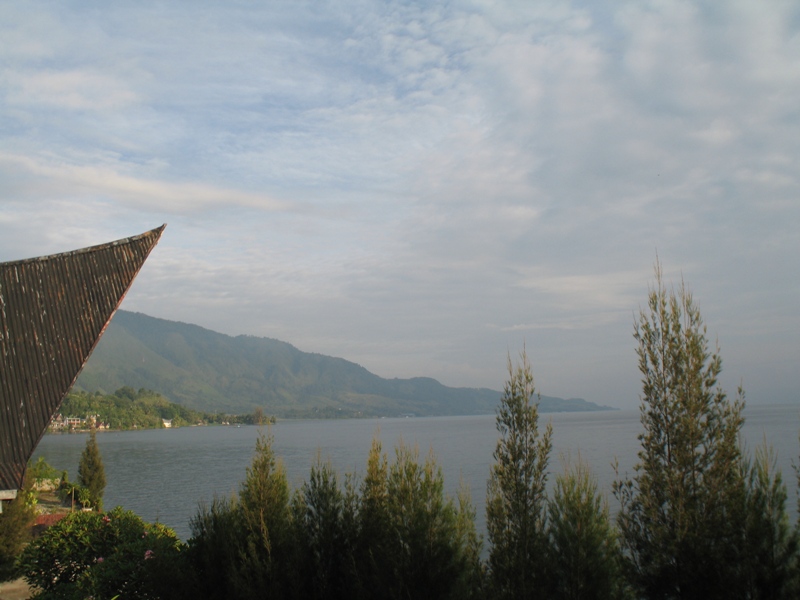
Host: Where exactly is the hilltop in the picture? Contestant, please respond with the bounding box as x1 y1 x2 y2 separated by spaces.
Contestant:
76 310 611 418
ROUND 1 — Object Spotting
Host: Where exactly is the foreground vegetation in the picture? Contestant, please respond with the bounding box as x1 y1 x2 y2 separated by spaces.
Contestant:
3 265 800 599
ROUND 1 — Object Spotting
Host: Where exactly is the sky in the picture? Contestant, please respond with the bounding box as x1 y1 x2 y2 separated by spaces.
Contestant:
1 1 798 409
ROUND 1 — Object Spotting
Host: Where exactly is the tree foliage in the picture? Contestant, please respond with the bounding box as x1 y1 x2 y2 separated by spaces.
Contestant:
614 264 746 598
292 456 356 600
739 442 799 598
237 428 294 598
78 427 106 511
18 507 185 599
60 388 241 430
348 434 393 599
487 349 553 600
188 430 482 600
187 429 295 599
383 441 480 599
187 495 244 600
0 471 37 582
548 457 627 600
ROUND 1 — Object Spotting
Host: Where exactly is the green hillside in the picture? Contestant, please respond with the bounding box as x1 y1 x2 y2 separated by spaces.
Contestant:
57 387 258 430
76 311 611 417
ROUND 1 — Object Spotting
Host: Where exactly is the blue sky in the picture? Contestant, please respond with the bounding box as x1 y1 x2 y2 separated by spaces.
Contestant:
1 1 798 409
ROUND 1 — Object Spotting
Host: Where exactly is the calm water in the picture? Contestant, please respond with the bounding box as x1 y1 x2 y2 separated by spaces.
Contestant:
32 404 800 541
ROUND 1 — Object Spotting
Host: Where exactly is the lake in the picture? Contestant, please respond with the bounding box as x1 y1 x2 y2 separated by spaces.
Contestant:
32 404 800 541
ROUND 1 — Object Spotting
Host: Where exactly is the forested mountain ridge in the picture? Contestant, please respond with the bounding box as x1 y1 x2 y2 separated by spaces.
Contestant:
76 310 610 417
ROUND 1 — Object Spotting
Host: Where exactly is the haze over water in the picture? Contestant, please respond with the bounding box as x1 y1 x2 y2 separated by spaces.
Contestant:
34 404 800 541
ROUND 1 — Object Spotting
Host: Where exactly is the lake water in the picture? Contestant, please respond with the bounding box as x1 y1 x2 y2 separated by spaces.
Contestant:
32 404 800 541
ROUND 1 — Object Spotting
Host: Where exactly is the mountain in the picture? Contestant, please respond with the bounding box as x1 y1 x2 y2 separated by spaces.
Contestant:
76 311 612 417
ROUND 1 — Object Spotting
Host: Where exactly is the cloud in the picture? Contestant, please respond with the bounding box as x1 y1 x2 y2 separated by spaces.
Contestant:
1 1 798 406
5 69 140 111
513 267 646 311
0 153 288 213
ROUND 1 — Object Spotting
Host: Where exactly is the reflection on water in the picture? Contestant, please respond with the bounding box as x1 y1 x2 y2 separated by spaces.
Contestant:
33 404 799 541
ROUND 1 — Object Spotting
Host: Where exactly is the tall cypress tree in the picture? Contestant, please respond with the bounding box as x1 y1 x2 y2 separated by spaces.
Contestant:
486 349 553 600
614 263 745 599
78 426 106 511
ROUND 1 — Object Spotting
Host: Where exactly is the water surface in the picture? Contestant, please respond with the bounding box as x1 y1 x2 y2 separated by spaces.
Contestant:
33 404 799 541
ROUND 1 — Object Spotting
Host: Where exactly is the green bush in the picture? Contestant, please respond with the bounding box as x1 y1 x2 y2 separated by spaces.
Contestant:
187 432 483 600
291 457 355 600
547 458 628 599
17 507 186 599
57 479 92 510
0 476 37 582
187 430 295 600
187 496 245 600
28 457 60 487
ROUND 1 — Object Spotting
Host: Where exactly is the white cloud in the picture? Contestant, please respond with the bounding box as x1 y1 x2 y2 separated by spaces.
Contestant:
0 153 288 212
0 1 798 406
512 267 648 314
5 69 140 111
692 118 739 145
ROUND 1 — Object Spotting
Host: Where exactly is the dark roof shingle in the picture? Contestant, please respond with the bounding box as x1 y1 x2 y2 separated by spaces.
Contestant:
0 225 165 491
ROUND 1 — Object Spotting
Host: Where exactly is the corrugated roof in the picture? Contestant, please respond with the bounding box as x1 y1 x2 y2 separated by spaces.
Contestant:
0 225 165 491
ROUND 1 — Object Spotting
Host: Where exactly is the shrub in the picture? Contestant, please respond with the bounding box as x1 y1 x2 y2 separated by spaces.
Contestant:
17 507 186 599
547 457 627 599
384 440 480 600
28 457 60 490
0 476 37 581
187 496 245 600
291 456 355 600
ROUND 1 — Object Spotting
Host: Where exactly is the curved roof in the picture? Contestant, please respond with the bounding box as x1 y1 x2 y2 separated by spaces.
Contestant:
0 225 165 491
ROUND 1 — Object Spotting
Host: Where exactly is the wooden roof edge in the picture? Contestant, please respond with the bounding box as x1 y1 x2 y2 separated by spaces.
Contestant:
0 224 167 268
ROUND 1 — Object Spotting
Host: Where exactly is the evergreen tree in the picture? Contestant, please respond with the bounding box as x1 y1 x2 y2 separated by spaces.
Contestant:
78 426 106 511
237 428 293 598
455 481 487 599
292 455 354 600
384 441 477 600
613 264 745 599
486 349 553 600
739 442 799 599
187 495 244 600
353 434 392 599
547 457 628 600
